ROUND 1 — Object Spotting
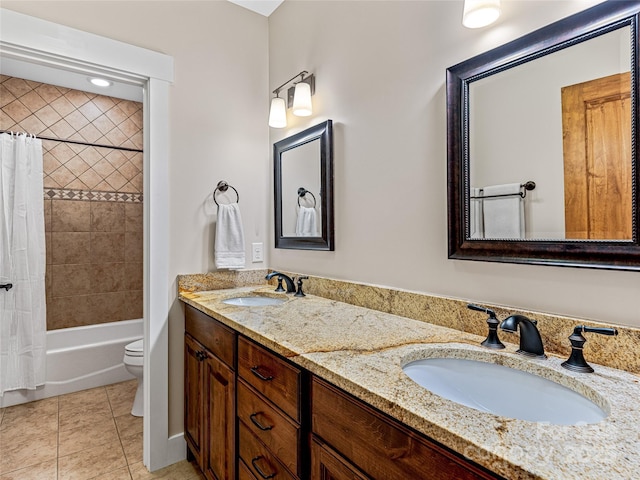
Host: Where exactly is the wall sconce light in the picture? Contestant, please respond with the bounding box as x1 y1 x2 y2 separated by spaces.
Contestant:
269 70 316 128
462 0 501 29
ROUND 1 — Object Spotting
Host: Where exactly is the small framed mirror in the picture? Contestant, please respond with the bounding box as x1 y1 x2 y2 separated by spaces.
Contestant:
274 120 334 250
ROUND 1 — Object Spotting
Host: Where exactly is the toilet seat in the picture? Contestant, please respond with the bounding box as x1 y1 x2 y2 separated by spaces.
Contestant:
125 339 143 357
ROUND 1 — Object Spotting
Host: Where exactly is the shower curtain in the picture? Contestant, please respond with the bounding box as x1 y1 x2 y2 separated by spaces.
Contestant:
0 133 46 395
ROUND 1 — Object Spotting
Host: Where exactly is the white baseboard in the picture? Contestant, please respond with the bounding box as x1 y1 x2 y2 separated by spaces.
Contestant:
166 433 187 465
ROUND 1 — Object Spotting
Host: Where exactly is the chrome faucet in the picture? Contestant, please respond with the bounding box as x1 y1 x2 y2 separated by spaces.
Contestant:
500 315 546 358
265 271 296 293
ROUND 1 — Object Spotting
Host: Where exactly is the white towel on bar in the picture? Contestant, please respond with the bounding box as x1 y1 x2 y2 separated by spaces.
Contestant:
296 206 318 237
470 187 484 239
215 202 246 269
482 183 524 239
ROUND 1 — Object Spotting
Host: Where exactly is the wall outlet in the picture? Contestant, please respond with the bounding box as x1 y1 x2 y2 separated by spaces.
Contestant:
251 242 264 263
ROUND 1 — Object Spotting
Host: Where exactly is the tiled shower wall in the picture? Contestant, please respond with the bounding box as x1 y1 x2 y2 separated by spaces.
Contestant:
0 75 143 330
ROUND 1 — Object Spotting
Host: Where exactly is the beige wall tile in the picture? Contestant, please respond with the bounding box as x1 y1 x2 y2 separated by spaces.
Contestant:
124 263 143 291
91 263 125 293
50 232 91 264
92 232 125 263
124 204 143 232
46 295 92 330
123 290 143 320
124 232 143 262
51 200 91 232
91 202 125 232
90 292 126 323
50 264 92 297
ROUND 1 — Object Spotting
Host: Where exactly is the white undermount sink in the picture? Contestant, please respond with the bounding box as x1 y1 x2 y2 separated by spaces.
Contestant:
403 357 607 425
222 296 286 307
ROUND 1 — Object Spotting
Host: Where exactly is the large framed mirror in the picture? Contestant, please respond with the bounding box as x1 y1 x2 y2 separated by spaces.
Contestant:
274 120 334 250
447 2 640 270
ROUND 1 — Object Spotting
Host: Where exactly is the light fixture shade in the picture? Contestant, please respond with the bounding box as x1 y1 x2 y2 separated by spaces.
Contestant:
462 0 501 29
292 82 313 117
269 97 287 128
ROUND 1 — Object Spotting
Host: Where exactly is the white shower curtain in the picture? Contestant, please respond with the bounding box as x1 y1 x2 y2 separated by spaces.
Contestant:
0 133 46 395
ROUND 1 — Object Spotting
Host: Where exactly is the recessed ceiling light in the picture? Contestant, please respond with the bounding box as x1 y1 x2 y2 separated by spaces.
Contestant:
89 77 111 87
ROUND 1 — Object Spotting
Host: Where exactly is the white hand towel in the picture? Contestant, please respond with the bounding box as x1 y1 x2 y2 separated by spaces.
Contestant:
470 187 484 239
482 183 525 239
296 206 318 237
215 203 246 269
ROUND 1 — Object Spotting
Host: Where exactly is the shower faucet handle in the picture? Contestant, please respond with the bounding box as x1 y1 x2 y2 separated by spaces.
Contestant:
0 283 13 291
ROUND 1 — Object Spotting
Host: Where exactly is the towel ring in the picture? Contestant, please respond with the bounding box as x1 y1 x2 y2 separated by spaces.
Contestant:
213 180 239 206
297 187 317 208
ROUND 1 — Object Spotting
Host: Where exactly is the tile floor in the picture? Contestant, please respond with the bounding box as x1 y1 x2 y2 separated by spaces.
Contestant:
0 380 204 480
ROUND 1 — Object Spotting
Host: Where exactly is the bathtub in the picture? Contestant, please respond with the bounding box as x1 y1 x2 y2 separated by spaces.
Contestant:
0 318 143 408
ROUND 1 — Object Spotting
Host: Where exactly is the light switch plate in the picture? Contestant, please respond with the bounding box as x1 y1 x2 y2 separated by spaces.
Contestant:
252 242 263 263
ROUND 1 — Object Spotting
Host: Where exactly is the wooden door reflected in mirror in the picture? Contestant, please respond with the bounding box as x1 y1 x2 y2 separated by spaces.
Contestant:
562 72 632 240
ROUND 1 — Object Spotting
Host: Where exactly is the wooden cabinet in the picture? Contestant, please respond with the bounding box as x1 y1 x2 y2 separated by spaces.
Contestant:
185 305 237 480
311 377 502 480
311 437 369 480
184 303 504 480
237 337 304 479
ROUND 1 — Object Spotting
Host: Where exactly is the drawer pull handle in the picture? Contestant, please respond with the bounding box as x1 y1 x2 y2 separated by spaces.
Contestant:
251 456 276 479
249 412 273 431
250 366 274 381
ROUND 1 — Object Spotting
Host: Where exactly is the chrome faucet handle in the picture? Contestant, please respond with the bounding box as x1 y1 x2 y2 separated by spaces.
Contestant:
561 325 618 373
467 304 505 350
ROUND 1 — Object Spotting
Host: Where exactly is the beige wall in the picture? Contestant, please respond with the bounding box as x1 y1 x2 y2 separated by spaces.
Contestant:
2 0 270 436
268 0 640 329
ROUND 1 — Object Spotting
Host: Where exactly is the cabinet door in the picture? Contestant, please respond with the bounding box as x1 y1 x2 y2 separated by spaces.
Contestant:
203 351 236 480
185 334 205 466
311 437 370 480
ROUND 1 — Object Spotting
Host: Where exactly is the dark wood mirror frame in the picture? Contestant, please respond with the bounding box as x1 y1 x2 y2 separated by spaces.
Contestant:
447 1 640 271
274 120 334 250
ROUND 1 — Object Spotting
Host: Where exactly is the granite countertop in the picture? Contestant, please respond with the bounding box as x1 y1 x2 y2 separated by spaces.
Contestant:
180 286 640 480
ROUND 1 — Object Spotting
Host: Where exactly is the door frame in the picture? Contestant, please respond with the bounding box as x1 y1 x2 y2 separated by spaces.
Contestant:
0 8 178 471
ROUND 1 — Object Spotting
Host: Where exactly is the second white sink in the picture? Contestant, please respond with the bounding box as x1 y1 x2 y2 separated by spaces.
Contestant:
222 296 286 307
403 357 606 425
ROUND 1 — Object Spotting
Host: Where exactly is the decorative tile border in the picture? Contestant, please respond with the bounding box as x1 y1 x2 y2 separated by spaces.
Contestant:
44 188 143 203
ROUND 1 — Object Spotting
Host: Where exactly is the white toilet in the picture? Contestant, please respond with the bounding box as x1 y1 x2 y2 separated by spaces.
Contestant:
123 339 144 417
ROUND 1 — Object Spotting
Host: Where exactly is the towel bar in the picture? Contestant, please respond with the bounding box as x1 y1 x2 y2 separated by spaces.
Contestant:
470 181 535 200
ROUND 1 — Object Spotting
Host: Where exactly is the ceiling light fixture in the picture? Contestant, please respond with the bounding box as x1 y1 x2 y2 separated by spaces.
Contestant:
462 0 501 29
268 70 315 128
89 77 112 87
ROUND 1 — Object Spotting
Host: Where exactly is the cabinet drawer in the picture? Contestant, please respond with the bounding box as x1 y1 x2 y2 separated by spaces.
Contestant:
238 337 301 422
239 421 297 480
239 459 258 480
185 304 236 368
312 378 500 480
238 379 300 476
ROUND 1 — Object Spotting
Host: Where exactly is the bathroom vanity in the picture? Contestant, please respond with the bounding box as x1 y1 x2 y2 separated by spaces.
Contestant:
180 286 640 480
